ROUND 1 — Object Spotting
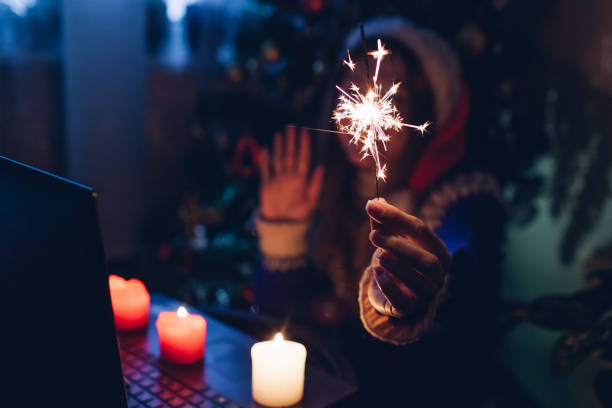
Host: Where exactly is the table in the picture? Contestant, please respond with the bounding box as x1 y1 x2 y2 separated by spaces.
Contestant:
117 293 357 408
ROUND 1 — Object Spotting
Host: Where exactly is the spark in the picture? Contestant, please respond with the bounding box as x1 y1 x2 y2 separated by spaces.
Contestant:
377 164 387 181
368 39 390 83
333 39 429 181
343 50 356 71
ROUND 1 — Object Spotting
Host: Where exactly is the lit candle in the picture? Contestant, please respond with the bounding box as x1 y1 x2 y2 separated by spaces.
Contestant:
108 274 150 331
251 333 307 407
155 306 207 365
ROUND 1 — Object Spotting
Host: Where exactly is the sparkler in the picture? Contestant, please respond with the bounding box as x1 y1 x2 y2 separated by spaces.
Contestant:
333 37 430 184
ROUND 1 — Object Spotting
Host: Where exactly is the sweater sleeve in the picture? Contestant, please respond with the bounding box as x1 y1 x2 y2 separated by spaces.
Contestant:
252 214 315 313
358 193 506 345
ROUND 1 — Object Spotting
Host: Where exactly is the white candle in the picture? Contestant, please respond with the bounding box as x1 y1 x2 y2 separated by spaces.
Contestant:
251 333 307 407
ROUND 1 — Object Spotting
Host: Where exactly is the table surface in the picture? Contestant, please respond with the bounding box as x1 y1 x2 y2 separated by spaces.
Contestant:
118 293 357 408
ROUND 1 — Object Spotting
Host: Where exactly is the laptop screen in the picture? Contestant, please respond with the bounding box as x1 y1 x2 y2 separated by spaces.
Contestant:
0 157 127 407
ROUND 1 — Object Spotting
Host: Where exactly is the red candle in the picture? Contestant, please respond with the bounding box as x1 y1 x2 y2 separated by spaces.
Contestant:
108 275 150 331
156 307 207 365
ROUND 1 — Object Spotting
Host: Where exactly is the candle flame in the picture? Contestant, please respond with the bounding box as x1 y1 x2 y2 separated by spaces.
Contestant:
177 306 188 318
274 332 284 342
334 39 430 181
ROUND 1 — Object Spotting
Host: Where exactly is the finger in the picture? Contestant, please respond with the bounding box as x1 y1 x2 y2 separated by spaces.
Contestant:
369 197 385 230
366 199 451 270
307 166 325 204
370 230 444 287
285 125 296 172
273 132 283 174
297 129 311 175
259 148 270 183
373 268 417 316
377 251 438 299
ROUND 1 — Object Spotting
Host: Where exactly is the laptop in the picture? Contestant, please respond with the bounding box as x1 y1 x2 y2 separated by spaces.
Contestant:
0 156 356 407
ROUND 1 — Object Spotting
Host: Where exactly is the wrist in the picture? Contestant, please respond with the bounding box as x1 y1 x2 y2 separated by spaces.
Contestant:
255 211 311 259
258 211 311 223
359 266 451 345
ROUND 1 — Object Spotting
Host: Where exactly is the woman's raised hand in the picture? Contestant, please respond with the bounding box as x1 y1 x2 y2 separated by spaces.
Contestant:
259 126 324 221
365 198 452 318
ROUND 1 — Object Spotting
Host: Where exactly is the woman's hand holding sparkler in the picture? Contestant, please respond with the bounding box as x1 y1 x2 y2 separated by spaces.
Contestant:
259 126 325 221
365 198 452 318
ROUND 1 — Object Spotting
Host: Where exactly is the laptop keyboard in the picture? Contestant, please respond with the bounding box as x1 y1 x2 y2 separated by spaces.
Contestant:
120 344 242 408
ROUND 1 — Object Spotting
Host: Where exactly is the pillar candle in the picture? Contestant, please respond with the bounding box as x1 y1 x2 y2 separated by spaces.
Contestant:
155 306 207 365
108 275 150 331
251 333 307 407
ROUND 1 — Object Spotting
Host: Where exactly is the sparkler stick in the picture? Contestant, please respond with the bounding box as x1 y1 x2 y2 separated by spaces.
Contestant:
360 23 372 84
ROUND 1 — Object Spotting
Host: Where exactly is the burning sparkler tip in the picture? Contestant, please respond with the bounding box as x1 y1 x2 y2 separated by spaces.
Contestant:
333 38 430 184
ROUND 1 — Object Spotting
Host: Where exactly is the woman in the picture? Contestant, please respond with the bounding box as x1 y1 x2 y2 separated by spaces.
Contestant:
255 17 505 405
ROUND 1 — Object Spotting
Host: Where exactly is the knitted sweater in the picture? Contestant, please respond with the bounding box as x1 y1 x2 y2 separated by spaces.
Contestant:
255 168 505 342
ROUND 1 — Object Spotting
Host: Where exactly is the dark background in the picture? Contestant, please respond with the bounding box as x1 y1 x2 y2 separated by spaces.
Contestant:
2 1 612 405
